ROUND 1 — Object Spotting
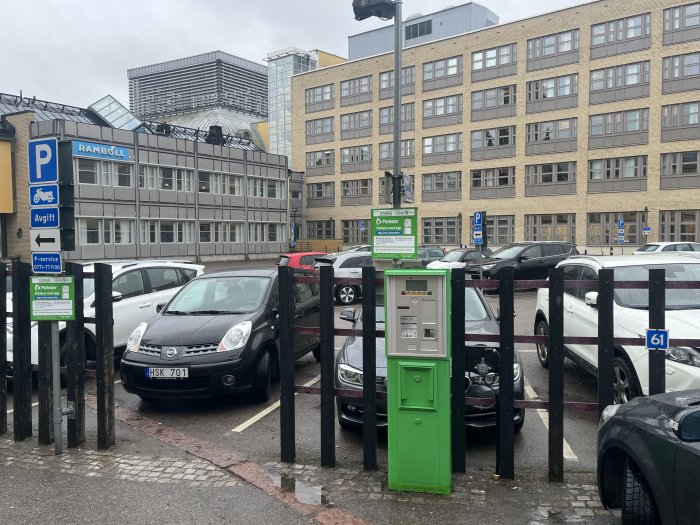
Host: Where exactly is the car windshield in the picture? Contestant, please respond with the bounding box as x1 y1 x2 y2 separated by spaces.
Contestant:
165 276 270 314
614 263 700 309
489 245 526 260
443 250 466 262
636 244 660 253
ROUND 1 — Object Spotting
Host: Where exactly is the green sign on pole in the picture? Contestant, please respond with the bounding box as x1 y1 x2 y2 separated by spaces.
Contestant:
30 276 75 321
371 207 418 260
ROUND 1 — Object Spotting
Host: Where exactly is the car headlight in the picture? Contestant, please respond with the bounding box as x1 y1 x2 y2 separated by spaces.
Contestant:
125 322 148 353
599 403 621 428
217 321 252 353
666 346 700 367
338 363 363 386
482 263 496 270
513 362 521 383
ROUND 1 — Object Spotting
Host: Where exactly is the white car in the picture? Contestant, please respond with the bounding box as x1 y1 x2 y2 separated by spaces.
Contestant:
634 241 700 255
534 255 700 403
6 260 203 367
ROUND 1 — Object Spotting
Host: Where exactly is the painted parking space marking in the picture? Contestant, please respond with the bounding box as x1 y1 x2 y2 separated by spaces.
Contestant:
6 401 40 415
231 375 321 434
524 379 578 461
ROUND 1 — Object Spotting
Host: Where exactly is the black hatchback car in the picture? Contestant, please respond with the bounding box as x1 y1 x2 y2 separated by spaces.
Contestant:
334 288 525 432
598 390 700 524
465 241 578 283
120 269 320 402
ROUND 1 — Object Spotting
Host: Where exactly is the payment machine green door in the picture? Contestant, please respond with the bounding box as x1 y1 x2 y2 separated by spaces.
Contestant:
385 269 451 494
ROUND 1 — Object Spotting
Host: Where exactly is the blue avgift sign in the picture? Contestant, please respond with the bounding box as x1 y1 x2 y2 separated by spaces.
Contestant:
72 140 131 161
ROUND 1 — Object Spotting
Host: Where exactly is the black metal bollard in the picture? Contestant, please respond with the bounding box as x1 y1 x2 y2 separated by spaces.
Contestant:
278 266 295 463
0 264 6 435
361 266 377 471
451 268 466 473
648 269 666 395
12 261 32 441
496 268 515 480
37 321 54 445
598 269 615 413
65 262 85 447
94 263 115 449
319 265 336 468
548 267 565 482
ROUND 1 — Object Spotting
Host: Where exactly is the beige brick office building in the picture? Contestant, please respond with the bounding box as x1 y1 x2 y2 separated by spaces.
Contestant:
291 0 700 252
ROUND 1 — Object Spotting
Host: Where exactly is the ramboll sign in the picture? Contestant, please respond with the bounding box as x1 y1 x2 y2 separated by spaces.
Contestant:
72 140 131 161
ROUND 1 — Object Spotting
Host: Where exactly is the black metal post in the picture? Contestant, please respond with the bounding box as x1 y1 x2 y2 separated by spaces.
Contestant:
12 261 32 441
37 321 54 445
451 268 466 473
0 264 6 436
648 269 666 396
319 265 336 467
65 262 85 447
279 266 296 463
598 269 615 413
548 268 565 482
496 268 514 479
362 266 377 470
94 263 115 449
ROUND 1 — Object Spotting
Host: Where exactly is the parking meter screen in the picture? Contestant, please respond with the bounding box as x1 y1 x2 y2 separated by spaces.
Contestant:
405 280 427 292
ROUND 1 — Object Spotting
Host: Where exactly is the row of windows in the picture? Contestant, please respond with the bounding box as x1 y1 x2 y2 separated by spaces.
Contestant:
78 218 284 245
308 210 700 246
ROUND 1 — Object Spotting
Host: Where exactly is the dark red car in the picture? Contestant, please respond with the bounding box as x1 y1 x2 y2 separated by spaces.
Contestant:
276 252 329 271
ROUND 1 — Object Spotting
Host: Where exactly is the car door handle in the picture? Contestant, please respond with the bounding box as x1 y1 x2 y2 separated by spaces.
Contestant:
138 302 152 308
566 306 574 313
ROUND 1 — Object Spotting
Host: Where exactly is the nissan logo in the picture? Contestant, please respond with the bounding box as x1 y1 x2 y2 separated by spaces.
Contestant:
165 348 177 358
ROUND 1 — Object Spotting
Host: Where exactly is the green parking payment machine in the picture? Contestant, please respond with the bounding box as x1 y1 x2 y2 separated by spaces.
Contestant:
385 269 451 494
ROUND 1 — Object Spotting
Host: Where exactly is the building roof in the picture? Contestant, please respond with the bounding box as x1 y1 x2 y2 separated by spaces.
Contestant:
0 93 100 124
127 50 267 79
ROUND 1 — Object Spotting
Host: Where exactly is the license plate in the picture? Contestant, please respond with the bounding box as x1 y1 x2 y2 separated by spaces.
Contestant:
146 367 188 379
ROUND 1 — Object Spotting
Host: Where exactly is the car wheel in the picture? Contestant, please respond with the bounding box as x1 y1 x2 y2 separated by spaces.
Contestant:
514 411 525 433
621 458 660 525
335 285 357 305
251 350 271 403
613 355 641 404
535 319 550 369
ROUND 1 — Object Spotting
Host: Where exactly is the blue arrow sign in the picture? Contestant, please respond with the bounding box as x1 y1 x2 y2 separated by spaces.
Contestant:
30 207 60 229
29 184 60 207
28 138 59 184
32 252 62 274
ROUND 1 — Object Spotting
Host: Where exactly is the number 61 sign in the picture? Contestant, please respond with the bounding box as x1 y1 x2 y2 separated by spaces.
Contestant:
646 329 670 351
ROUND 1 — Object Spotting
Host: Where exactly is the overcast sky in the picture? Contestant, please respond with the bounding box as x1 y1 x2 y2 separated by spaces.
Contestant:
2 0 584 109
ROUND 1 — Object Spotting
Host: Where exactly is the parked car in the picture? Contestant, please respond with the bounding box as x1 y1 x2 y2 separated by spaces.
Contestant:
534 255 700 403
426 247 492 269
598 390 700 524
275 251 328 271
313 251 375 305
334 287 525 431
120 269 321 402
343 245 372 252
417 245 446 266
5 261 203 371
634 241 700 255
465 241 578 284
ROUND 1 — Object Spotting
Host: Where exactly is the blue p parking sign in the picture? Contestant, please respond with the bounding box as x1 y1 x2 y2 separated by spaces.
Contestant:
28 138 59 184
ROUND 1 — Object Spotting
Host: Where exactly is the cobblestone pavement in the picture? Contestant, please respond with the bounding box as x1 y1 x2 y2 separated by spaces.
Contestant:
0 438 241 488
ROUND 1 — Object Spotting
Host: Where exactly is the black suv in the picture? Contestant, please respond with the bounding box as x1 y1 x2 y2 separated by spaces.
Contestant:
465 241 578 283
120 269 320 402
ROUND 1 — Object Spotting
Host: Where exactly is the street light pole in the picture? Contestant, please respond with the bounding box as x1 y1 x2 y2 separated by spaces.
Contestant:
392 0 403 209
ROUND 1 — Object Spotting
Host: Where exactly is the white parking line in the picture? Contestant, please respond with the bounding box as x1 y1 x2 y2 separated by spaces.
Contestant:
231 375 322 434
6 401 40 415
524 379 578 461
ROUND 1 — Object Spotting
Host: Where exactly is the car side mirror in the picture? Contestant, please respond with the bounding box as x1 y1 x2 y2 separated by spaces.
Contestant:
155 302 166 313
584 291 599 307
271 307 280 318
112 291 123 303
518 255 527 262
673 408 700 442
339 308 357 323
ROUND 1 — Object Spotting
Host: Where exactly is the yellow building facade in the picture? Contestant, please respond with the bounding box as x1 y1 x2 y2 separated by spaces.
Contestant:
291 0 700 252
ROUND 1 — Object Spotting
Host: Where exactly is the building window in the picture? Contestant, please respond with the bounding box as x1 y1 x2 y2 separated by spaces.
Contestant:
526 74 578 100
589 61 651 103
470 167 515 188
423 172 461 192
159 167 174 190
379 66 415 89
590 13 651 49
340 145 372 166
472 43 517 71
589 108 649 148
526 162 577 184
139 220 157 244
589 156 647 180
660 210 700 241
115 164 132 187
664 3 700 44
199 222 212 243
78 218 101 244
305 117 334 138
424 56 461 80
176 222 194 243
525 214 576 242
379 139 414 160
160 221 175 243
661 151 700 189
341 76 372 97
342 219 370 244
113 219 133 244
305 84 333 104
587 212 642 245
308 182 334 199
471 126 516 160
423 133 463 154
341 110 372 132
307 220 334 239
423 94 462 117
662 52 700 94
527 29 580 70
77 158 98 185
248 223 285 243
422 217 459 245
526 118 578 143
175 170 194 192
406 19 432 40
341 179 371 197
306 150 334 168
